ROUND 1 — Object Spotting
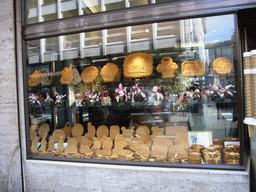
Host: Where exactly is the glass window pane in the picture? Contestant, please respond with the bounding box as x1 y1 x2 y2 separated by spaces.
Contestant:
42 0 58 22
82 0 101 14
61 0 79 18
131 24 152 40
105 0 125 11
26 0 38 24
26 15 240 166
129 0 150 7
64 34 80 49
107 27 126 43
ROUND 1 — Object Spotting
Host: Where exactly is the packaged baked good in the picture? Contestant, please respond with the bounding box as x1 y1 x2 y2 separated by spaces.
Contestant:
181 60 205 76
100 63 119 82
156 57 178 78
60 67 73 84
123 52 153 78
28 69 42 87
188 155 201 164
212 57 233 75
81 66 99 83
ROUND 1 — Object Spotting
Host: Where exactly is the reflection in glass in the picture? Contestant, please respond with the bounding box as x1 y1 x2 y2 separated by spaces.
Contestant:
105 0 125 11
25 0 161 24
41 0 58 22
129 0 150 7
64 34 80 49
62 0 79 18
107 28 126 43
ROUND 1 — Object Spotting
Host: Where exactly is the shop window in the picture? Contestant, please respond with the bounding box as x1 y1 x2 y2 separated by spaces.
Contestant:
26 14 242 167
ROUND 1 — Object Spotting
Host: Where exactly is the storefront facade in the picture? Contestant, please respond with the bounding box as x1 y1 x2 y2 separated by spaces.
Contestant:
1 0 256 191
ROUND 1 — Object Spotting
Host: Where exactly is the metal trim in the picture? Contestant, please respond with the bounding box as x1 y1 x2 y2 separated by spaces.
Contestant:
28 155 246 171
22 0 256 40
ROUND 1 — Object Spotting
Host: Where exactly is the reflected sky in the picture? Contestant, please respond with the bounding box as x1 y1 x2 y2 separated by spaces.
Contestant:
204 14 234 44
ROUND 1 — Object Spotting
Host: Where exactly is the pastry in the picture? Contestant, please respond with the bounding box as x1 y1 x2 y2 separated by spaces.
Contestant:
56 136 64 152
181 60 205 76
72 123 84 137
60 67 74 84
39 136 47 152
64 144 78 154
52 129 65 143
28 69 41 87
123 52 153 78
81 66 99 83
92 137 102 150
38 123 50 138
62 122 72 137
110 125 120 140
100 63 119 82
212 57 233 75
31 136 40 153
97 125 109 138
84 122 96 139
156 57 178 78
136 125 150 137
47 136 55 152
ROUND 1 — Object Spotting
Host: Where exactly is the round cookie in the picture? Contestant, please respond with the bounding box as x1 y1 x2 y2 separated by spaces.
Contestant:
212 57 233 75
72 124 84 137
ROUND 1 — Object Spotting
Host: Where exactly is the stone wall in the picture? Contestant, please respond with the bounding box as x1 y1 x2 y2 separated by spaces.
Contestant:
22 160 249 192
251 130 256 191
0 0 22 191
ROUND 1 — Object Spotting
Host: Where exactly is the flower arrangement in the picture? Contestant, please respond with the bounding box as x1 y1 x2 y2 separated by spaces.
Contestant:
209 84 236 100
84 91 100 106
115 83 128 104
130 83 146 102
55 92 66 105
44 92 53 104
28 93 42 106
172 93 190 111
152 85 164 103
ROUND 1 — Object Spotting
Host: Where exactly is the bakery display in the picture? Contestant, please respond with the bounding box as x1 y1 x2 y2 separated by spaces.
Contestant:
181 60 205 76
123 52 153 78
156 57 178 78
29 115 240 165
27 45 239 166
212 57 233 75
